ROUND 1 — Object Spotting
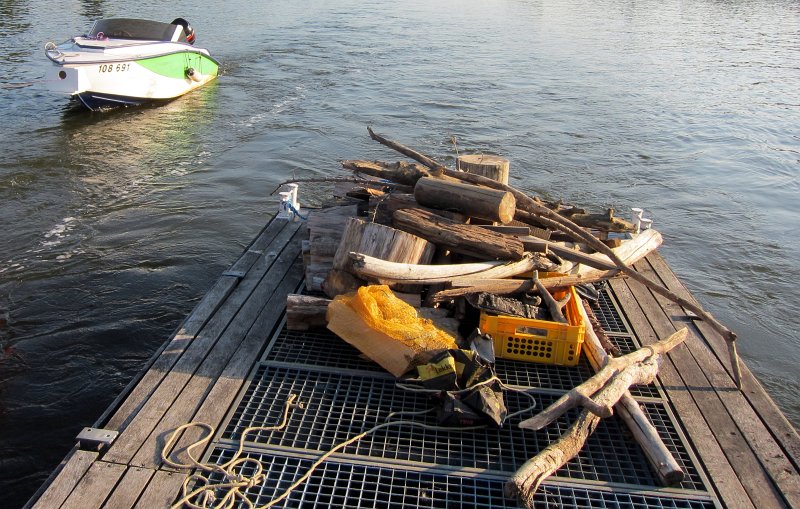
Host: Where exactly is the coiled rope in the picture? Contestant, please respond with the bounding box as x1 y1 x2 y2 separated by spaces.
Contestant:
163 382 538 509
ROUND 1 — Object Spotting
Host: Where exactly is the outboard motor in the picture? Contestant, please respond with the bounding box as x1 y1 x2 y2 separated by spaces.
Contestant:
171 18 195 45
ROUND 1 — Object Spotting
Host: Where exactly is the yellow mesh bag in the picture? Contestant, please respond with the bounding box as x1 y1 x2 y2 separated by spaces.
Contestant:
337 285 456 353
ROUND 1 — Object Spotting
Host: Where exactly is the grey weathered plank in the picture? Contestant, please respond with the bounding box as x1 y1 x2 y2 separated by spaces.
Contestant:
132 232 305 468
60 460 126 509
622 258 785 507
29 449 98 509
227 217 294 275
163 256 305 469
100 466 154 508
609 277 756 509
643 254 800 506
102 221 302 466
132 470 185 509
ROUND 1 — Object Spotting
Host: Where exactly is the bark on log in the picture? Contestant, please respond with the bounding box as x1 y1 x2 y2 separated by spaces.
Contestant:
349 252 555 284
370 194 466 225
286 294 331 330
414 176 516 224
393 208 524 260
324 218 434 297
578 300 684 485
456 154 510 184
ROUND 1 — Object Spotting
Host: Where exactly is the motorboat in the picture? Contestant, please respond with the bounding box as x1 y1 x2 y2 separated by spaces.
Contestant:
45 18 220 111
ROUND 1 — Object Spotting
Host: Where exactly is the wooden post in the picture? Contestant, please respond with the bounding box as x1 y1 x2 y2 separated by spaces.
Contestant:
457 154 510 185
323 218 434 297
413 177 516 224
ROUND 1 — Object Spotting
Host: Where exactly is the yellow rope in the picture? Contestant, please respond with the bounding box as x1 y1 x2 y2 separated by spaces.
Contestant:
163 384 538 508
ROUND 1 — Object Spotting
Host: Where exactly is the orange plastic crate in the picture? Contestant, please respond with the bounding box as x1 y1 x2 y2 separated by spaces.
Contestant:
478 285 585 366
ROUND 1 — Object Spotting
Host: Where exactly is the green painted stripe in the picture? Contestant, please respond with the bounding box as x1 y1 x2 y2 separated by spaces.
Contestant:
136 52 219 79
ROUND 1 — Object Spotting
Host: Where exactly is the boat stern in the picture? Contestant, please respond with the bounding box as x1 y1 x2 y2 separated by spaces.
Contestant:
47 65 89 95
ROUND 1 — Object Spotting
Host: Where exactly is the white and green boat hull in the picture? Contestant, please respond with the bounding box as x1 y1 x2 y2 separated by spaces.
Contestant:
47 39 219 110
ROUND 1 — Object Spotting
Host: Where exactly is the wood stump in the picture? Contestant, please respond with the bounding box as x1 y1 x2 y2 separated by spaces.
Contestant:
323 218 435 297
456 154 510 185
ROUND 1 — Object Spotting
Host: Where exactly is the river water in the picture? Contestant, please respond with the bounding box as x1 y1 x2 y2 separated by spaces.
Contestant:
1 0 798 506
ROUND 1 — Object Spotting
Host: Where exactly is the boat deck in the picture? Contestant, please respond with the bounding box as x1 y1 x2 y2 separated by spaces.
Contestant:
25 215 800 509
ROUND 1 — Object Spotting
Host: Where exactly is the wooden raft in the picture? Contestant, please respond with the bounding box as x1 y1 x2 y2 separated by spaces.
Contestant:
24 216 800 509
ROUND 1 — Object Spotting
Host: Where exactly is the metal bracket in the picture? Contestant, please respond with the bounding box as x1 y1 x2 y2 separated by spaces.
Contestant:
223 270 246 279
76 427 118 451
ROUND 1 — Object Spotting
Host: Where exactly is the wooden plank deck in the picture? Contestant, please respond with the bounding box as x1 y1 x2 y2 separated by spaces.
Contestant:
24 215 799 509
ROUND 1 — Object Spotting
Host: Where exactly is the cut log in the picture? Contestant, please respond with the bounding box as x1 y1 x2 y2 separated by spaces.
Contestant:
393 208 524 260
286 294 331 330
323 218 434 297
370 194 466 225
414 176 516 224
456 154 510 185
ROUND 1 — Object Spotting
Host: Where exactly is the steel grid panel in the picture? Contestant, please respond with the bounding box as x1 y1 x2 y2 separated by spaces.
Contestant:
203 449 715 509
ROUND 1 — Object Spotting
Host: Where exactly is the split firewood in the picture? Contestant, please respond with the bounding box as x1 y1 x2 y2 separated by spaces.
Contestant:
518 327 687 430
348 252 556 285
532 271 568 324
393 208 525 260
366 127 740 388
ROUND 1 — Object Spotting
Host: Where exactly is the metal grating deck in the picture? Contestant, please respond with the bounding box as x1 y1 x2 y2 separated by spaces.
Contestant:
204 449 715 509
200 287 718 508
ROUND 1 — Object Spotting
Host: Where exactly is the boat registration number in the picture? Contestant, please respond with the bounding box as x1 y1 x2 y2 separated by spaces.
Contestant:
98 63 131 73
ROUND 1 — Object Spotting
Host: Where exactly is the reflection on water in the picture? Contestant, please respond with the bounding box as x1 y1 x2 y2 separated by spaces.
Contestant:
79 0 105 21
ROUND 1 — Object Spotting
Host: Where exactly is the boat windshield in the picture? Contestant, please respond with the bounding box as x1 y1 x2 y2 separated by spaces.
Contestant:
88 19 187 42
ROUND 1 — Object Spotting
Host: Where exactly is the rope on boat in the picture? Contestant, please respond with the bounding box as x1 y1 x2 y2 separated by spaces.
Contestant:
162 383 538 508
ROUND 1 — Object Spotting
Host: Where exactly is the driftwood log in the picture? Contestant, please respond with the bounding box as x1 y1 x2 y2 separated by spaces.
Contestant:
348 252 556 285
324 218 434 297
393 208 524 260
364 127 740 388
532 271 568 324
456 154 510 184
413 176 516 224
428 228 661 302
507 328 688 505
579 299 684 485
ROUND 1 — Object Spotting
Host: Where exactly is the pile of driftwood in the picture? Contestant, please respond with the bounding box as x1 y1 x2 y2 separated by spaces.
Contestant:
279 127 738 505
